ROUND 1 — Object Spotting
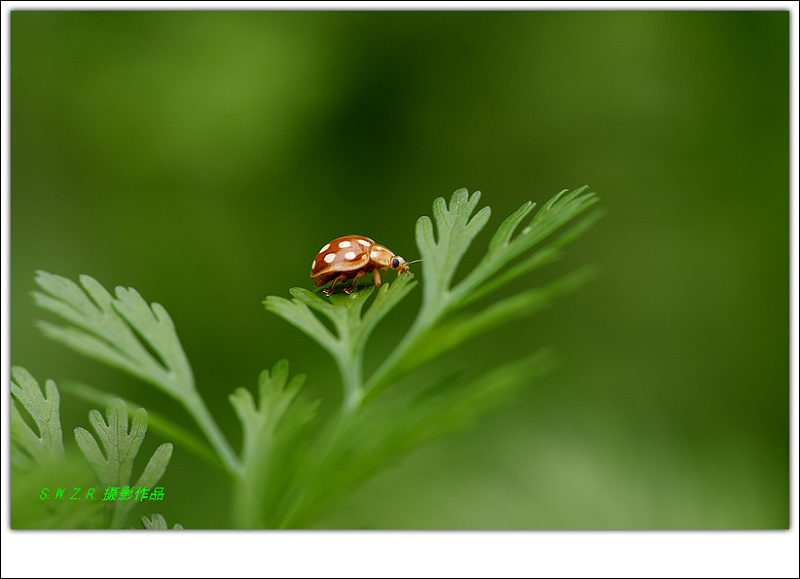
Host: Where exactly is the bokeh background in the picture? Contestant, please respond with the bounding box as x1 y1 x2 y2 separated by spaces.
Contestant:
10 10 788 528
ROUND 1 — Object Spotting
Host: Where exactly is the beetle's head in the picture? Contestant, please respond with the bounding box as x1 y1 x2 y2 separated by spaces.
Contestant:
391 257 421 274
390 256 407 272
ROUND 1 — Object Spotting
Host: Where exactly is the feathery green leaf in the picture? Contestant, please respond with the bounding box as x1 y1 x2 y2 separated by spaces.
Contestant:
74 399 173 528
10 367 65 470
34 272 240 477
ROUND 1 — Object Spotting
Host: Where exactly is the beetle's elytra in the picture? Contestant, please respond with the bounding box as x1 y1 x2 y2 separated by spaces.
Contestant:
311 235 414 296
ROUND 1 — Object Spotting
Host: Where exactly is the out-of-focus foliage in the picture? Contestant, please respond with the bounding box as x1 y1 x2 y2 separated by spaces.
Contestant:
11 11 788 528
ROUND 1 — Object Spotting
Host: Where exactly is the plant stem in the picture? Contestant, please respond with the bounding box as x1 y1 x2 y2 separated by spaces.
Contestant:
184 395 242 478
332 309 366 418
362 300 445 403
324 346 364 456
338 354 363 417
232 440 272 528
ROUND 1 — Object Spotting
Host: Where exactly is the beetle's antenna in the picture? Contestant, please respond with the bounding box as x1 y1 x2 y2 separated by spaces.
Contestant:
405 259 422 266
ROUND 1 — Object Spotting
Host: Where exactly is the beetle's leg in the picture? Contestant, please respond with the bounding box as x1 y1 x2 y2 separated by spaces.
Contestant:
344 270 366 294
323 273 349 296
373 269 383 289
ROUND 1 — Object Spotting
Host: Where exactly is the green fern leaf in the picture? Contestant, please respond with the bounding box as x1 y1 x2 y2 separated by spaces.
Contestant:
74 399 173 528
33 272 240 476
10 366 65 470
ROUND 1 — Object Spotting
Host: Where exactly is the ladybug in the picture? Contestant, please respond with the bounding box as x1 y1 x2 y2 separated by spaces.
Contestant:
311 235 416 296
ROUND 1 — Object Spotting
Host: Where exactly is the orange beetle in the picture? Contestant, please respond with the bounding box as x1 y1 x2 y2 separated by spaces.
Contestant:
311 235 415 296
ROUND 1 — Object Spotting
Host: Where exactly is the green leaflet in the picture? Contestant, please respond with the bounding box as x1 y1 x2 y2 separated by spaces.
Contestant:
10 366 65 470
74 399 173 528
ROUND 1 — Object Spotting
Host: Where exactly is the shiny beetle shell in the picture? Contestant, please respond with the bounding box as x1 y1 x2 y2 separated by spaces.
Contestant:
311 235 410 296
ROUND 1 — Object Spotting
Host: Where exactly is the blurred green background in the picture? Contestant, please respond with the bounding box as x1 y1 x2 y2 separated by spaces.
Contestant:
10 10 788 528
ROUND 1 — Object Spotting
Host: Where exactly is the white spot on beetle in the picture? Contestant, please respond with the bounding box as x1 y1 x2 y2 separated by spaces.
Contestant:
339 240 352 248
358 239 371 246
344 251 357 260
311 259 316 269
370 250 379 260
324 253 336 264
318 243 330 253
